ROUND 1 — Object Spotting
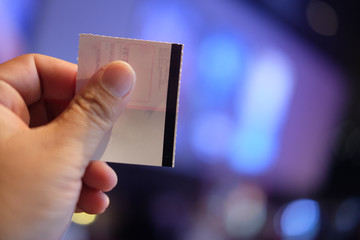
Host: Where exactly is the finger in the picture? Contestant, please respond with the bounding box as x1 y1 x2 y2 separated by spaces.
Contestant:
0 80 30 124
76 185 110 214
48 61 135 161
0 105 28 139
82 161 117 192
0 54 77 105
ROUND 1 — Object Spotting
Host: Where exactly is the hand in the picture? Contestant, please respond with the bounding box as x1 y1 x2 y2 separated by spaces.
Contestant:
0 54 135 240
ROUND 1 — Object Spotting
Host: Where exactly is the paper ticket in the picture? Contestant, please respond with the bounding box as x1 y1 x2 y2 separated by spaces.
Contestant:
77 34 183 167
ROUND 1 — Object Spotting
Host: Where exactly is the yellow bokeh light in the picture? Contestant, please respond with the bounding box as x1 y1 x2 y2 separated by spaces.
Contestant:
71 212 97 225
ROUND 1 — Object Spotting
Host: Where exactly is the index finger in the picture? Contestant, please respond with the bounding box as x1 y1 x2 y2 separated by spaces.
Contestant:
0 54 77 105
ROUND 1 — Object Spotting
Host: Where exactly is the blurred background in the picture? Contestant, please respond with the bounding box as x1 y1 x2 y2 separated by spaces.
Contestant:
1 0 360 239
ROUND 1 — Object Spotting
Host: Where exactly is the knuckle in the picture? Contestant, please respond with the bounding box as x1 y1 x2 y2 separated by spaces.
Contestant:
72 90 114 130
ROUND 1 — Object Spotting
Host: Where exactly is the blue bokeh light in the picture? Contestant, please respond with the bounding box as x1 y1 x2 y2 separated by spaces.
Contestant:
228 49 295 175
229 127 278 175
197 32 246 101
190 111 233 163
135 0 198 43
236 49 295 127
2 0 36 29
280 199 320 240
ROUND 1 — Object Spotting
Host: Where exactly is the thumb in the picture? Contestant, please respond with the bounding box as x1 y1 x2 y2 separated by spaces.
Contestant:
49 61 135 160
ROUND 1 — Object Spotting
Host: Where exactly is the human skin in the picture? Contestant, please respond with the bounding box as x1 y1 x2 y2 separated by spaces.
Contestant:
0 54 135 240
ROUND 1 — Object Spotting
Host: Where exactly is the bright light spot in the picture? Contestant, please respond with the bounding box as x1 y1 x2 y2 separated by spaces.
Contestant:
229 49 295 175
280 199 320 240
136 1 195 43
224 184 267 238
197 32 245 99
237 49 295 126
190 111 233 162
335 198 360 233
72 212 97 225
229 128 277 175
306 1 338 36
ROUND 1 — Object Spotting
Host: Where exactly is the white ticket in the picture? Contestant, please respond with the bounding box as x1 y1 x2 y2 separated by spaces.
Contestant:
77 34 183 167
